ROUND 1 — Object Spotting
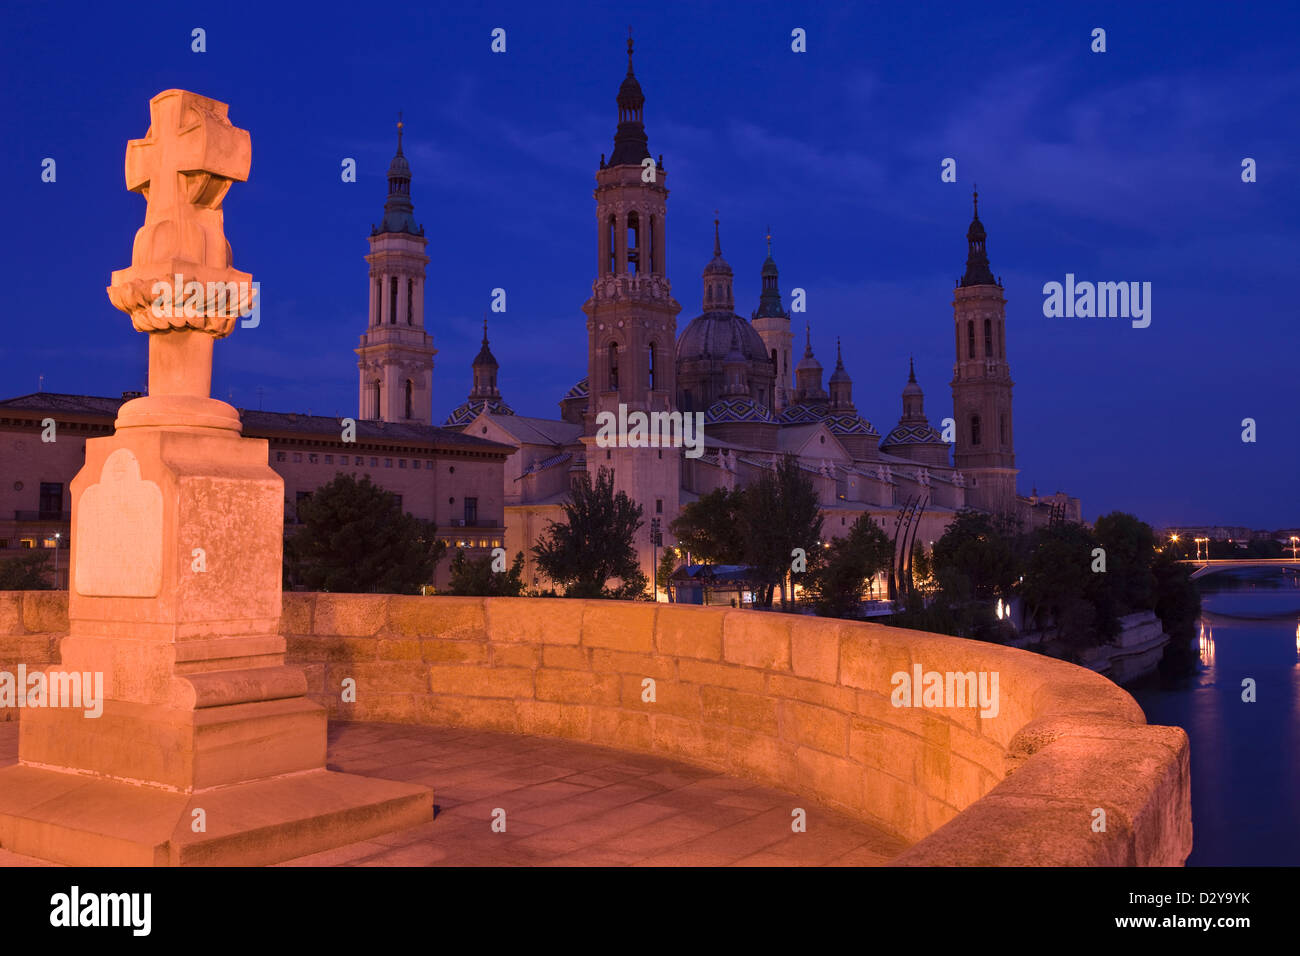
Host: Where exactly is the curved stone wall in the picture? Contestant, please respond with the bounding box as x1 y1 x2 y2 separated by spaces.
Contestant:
280 594 1192 866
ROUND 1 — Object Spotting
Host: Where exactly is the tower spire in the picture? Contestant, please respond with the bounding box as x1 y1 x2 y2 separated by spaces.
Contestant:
713 211 721 257
804 321 812 356
609 30 650 166
908 355 916 383
396 111 404 156
960 185 995 287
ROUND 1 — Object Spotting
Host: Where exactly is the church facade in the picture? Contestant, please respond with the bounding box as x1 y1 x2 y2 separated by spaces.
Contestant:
434 40 1081 594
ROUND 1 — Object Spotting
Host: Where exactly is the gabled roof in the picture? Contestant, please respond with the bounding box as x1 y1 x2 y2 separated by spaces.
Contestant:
477 413 584 447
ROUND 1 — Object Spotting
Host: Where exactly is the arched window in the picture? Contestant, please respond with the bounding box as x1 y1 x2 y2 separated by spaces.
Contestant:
771 348 778 370
404 380 413 419
627 212 640 276
374 380 382 419
647 343 656 390
608 343 619 390
648 215 656 274
984 319 992 357
707 284 714 304
607 215 617 274
407 279 414 325
389 277 397 324
374 278 382 325
971 414 982 446
967 321 975 359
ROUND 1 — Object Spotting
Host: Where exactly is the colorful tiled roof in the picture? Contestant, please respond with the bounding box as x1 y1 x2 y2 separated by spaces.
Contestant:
443 398 515 427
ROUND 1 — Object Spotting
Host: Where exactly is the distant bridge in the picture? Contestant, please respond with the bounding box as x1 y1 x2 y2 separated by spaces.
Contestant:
1177 558 1300 581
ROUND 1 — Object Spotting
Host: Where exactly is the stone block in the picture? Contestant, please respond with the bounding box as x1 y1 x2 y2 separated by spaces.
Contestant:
655 605 723 660
722 611 791 671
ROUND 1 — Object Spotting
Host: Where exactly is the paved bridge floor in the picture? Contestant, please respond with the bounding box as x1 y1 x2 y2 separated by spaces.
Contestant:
0 721 908 867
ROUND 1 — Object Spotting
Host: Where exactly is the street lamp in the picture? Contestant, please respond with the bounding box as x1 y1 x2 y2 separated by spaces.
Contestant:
1290 536 1298 560
53 532 62 587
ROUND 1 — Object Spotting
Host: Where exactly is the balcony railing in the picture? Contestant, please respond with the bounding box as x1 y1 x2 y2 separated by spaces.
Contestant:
13 510 71 522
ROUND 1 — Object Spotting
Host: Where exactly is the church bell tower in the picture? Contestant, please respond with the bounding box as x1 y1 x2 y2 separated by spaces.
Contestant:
356 118 437 423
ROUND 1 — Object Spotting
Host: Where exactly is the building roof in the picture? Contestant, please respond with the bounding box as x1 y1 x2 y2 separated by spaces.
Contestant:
704 396 775 425
677 312 768 364
479 413 584 447
0 392 513 454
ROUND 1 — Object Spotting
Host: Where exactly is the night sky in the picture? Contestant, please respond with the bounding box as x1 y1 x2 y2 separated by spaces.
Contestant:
2 1 1296 528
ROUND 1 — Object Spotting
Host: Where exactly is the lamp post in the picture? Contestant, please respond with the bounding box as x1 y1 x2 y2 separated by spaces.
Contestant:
650 518 662 601
1290 536 1298 560
53 532 61 587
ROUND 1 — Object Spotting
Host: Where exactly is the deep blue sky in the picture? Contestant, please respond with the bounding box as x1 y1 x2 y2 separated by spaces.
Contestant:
2 1 1296 529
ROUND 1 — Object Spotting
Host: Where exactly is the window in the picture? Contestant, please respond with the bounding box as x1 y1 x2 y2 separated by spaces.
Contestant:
392 494 402 511
324 455 333 464
608 343 619 390
627 211 640 275
967 321 975 359
606 449 611 460
464 497 478 525
308 454 318 464
39 482 62 518
771 348 777 369
389 277 397 324
293 453 302 463
355 456 364 465
369 457 378 467
655 499 663 514
399 459 407 468
607 215 616 274
404 380 413 419
425 460 433 470
406 278 414 325
20 538 36 549
648 215 656 273
384 458 392 468
275 451 286 462
971 414 982 446
647 343 656 389
374 380 382 419
374 278 382 325
984 319 993 357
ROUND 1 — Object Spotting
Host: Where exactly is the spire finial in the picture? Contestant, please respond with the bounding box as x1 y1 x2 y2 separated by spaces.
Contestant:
908 355 916 383
396 111 404 155
713 210 721 257
482 313 489 346
627 26 634 72
836 336 842 363
972 182 979 219
805 321 812 354
766 225 772 257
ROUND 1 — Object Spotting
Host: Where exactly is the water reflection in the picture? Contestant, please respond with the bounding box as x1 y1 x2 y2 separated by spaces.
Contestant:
1198 622 1215 668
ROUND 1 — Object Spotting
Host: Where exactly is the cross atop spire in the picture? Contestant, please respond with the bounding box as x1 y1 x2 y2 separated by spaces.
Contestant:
627 26 634 72
482 313 489 345
766 225 772 257
713 210 721 257
908 354 916 382
972 182 979 219
396 111 404 155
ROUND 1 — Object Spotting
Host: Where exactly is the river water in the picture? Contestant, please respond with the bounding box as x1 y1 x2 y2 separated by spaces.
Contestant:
1127 568 1300 866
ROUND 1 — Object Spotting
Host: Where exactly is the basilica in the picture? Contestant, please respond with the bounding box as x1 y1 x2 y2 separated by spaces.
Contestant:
355 39 1081 592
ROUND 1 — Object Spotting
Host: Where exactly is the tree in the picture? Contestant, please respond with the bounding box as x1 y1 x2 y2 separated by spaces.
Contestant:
930 509 1019 603
741 455 823 608
805 514 894 618
668 488 746 565
284 473 446 594
532 467 647 598
1093 511 1156 614
0 551 53 590
1020 522 1116 648
447 549 527 596
657 545 681 601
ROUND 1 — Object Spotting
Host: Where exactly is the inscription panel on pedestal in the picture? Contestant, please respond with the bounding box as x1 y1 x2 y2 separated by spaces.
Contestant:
74 448 164 597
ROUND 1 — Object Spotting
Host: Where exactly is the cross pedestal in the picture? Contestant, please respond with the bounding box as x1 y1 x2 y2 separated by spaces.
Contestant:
0 90 431 865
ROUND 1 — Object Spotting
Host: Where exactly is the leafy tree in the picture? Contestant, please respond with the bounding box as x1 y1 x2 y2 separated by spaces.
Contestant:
741 455 823 608
669 488 746 565
447 549 527 596
532 467 647 598
805 514 894 618
1020 522 1116 648
285 473 446 594
930 509 1019 603
0 551 53 590
1093 511 1156 613
657 545 680 600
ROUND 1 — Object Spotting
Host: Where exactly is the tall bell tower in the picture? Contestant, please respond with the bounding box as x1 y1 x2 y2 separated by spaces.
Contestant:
951 187 1017 514
356 118 437 423
582 34 681 587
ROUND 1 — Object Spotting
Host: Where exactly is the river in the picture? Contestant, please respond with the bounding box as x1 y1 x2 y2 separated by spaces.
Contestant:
1127 567 1300 866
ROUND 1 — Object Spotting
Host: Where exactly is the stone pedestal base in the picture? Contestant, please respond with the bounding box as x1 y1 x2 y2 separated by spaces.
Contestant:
0 763 431 866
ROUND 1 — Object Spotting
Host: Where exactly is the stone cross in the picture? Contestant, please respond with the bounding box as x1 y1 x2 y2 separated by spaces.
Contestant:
106 90 254 429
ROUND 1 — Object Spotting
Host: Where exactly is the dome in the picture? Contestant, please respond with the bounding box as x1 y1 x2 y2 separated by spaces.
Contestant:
825 412 878 437
882 422 943 446
703 254 733 277
388 152 411 178
705 397 775 425
676 313 768 365
444 398 514 427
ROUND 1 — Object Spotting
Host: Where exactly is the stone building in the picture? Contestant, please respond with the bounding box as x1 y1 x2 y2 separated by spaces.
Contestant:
434 38 1082 594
